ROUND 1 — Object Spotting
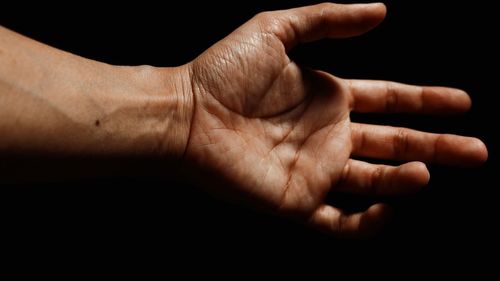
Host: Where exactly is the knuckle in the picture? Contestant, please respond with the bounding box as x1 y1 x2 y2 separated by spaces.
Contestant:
336 215 345 233
393 128 409 158
385 83 399 112
341 162 352 182
317 2 340 18
346 80 356 110
353 129 366 154
318 2 335 10
417 87 426 112
253 11 284 35
370 166 384 191
254 11 274 22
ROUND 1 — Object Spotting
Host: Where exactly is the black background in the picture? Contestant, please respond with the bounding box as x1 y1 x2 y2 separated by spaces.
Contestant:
1 0 498 266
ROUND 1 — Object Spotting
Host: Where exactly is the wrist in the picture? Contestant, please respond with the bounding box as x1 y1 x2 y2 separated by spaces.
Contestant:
152 64 194 160
82 63 194 180
120 64 194 161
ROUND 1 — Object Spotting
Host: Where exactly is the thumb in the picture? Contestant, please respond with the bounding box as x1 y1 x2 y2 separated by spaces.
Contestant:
259 2 386 50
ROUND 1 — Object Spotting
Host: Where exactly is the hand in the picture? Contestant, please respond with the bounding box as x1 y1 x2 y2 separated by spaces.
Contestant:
182 3 487 237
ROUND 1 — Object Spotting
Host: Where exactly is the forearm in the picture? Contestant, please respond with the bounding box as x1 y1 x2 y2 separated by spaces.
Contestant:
0 26 193 181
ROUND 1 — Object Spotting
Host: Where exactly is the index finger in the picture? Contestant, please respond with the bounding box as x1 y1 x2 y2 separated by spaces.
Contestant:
348 80 472 114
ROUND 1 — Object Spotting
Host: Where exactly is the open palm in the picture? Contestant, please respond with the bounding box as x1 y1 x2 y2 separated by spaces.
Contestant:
183 3 487 236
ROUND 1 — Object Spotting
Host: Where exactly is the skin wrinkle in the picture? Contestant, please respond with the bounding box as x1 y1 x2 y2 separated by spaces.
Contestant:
433 134 443 163
194 19 308 119
338 160 352 191
193 77 245 118
199 128 234 159
278 150 299 212
246 60 293 115
347 80 356 110
224 42 252 107
209 52 233 97
319 120 350 182
256 12 282 41
173 69 192 157
353 125 365 155
317 4 330 39
196 53 308 121
212 49 237 74
416 86 425 112
385 82 398 112
179 64 198 162
255 152 276 192
230 34 261 54
285 14 303 49
393 127 409 159
260 26 291 77
264 94 310 122
256 119 273 144
337 210 346 234
263 126 294 198
259 31 287 67
268 103 297 151
276 98 318 211
246 43 296 116
201 103 270 163
203 105 230 129
370 166 384 195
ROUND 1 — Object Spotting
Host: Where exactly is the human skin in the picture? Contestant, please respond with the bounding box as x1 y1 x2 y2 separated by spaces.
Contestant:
0 3 488 237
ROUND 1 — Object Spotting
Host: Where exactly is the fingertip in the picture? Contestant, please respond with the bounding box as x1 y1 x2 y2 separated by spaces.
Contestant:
455 137 488 167
456 89 472 112
411 161 430 186
369 2 387 16
356 2 387 25
323 2 387 38
399 161 430 191
471 138 488 165
359 203 392 238
421 87 473 114
368 203 392 219
356 2 386 10
437 135 488 167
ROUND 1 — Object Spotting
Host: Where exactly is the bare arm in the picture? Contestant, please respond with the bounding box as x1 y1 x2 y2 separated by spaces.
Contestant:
0 26 192 181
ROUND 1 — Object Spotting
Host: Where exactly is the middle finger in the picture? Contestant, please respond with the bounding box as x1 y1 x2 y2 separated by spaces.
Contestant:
350 123 487 166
